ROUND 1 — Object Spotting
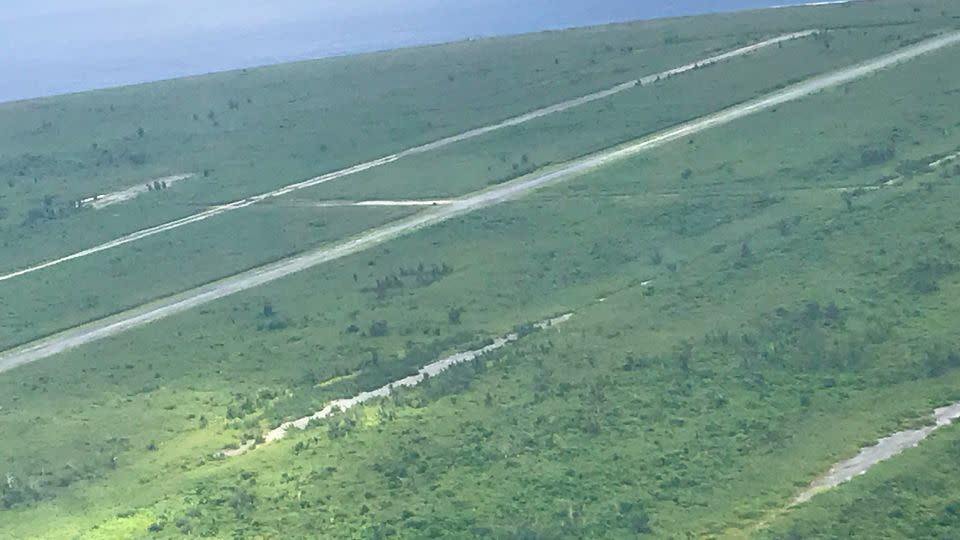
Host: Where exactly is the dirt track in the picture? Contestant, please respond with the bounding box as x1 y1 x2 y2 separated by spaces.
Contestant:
223 314 574 457
2 30 959 374
792 401 960 505
85 174 194 210
0 31 814 284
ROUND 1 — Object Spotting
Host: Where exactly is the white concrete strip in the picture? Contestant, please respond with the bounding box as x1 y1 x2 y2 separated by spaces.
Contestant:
0 31 816 284
770 0 851 8
2 30 959 374
309 199 455 208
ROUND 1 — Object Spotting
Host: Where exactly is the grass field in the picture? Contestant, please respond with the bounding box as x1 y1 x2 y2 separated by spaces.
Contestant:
0 11 954 350
3 1 960 538
1 17 760 270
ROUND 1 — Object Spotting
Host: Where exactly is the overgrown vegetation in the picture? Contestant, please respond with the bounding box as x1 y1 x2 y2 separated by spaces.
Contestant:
3 1 960 538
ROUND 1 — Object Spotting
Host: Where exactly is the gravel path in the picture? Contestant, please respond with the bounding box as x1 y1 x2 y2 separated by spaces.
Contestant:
222 314 574 457
792 402 960 505
83 174 194 210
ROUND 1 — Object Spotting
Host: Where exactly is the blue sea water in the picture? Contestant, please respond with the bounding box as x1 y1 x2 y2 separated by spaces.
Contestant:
1 0 825 103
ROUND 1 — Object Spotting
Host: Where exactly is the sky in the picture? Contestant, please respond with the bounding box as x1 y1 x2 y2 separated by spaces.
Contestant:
1 0 824 103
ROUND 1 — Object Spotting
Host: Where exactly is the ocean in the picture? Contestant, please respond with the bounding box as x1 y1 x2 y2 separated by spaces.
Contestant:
1 0 836 103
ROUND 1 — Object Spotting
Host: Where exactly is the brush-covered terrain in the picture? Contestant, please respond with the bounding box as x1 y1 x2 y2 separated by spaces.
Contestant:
2 1 960 538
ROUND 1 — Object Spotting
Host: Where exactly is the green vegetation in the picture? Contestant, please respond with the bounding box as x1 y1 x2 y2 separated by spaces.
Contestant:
0 205 416 349
762 424 960 539
1 14 757 271
3 1 960 538
1 0 958 349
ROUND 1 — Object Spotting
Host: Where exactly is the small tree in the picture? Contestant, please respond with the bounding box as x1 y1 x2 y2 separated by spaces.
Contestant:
735 242 753 268
674 341 693 374
777 218 791 236
369 320 389 337
841 191 854 211
650 250 663 266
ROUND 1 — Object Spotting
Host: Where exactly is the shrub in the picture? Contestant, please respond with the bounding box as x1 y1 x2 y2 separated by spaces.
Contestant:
860 144 895 167
369 320 389 337
902 258 958 294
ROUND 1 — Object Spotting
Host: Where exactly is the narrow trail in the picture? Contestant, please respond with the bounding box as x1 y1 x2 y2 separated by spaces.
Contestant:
771 0 851 8
792 402 960 506
2 30 959 375
222 313 574 457
0 31 815 284
930 151 959 169
306 199 455 208
83 174 194 210
743 401 960 536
